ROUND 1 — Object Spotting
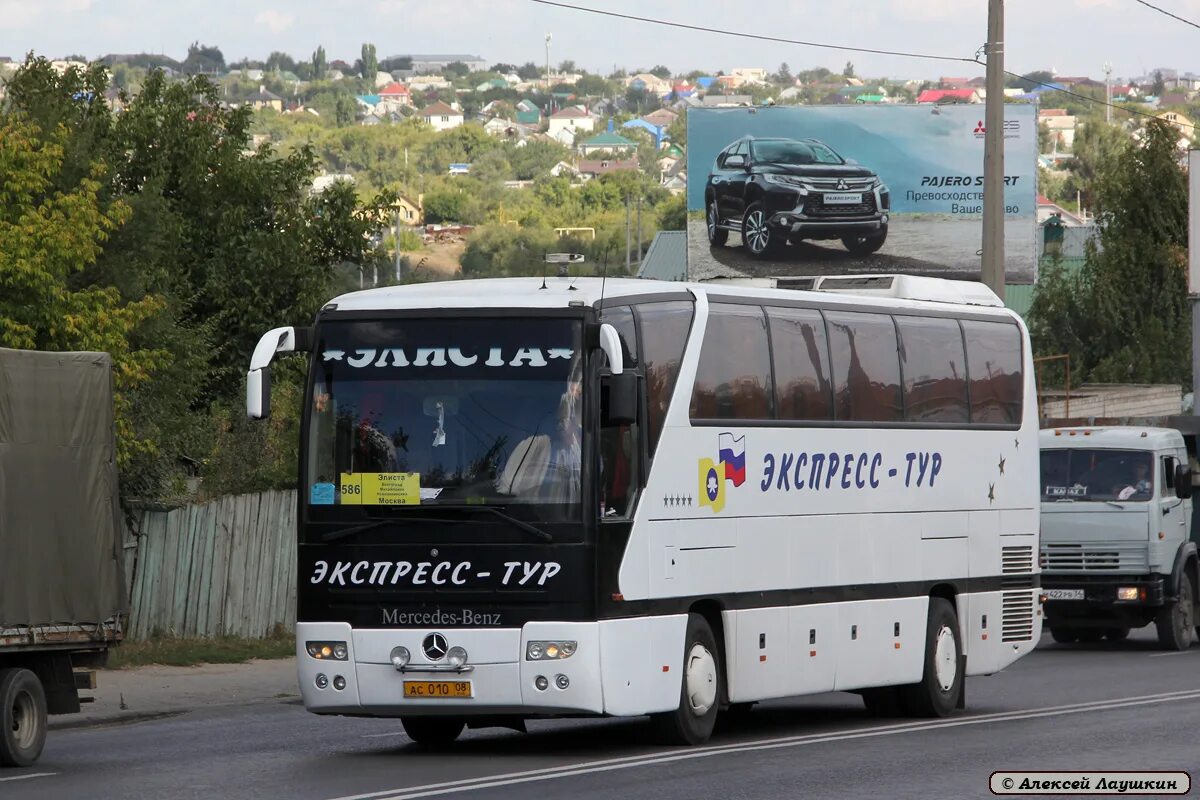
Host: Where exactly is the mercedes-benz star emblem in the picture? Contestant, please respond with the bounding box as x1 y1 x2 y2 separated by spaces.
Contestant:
422 632 448 660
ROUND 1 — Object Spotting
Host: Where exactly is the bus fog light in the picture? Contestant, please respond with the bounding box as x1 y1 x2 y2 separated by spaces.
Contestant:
526 640 577 660
534 675 549 691
333 675 347 691
1117 587 1139 601
333 643 348 660
390 646 411 669
555 674 569 690
447 646 468 668
315 673 329 689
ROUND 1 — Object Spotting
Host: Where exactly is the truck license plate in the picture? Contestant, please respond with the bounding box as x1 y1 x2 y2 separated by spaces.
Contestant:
403 680 472 698
822 192 862 205
1044 588 1085 600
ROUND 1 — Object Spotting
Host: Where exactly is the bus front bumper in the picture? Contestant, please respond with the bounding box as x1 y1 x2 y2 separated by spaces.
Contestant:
294 617 687 718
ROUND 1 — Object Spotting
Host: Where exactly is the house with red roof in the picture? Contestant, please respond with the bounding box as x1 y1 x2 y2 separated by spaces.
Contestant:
378 81 413 107
916 88 981 104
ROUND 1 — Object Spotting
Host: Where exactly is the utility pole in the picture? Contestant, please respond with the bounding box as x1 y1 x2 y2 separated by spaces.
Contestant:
1189 150 1200 414
545 33 552 91
981 0 1006 302
636 192 643 267
625 195 632 274
1103 62 1113 125
394 208 402 283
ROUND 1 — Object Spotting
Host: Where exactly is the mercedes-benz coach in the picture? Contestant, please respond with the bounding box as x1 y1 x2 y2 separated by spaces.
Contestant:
246 273 1041 746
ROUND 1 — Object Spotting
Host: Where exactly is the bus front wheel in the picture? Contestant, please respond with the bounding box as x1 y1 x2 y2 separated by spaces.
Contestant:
400 716 465 748
653 612 722 745
899 598 963 718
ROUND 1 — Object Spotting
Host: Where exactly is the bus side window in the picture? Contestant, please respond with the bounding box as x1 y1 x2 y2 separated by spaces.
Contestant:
961 320 1023 425
895 316 969 423
599 305 639 518
767 306 833 421
826 311 903 423
689 304 772 421
599 305 638 368
634 301 694 456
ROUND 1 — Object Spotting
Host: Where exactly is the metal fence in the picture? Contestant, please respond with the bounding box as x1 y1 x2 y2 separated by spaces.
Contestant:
123 491 297 641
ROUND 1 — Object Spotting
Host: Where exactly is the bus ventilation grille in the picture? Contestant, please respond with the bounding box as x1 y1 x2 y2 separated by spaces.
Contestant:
1001 545 1035 588
1001 591 1035 642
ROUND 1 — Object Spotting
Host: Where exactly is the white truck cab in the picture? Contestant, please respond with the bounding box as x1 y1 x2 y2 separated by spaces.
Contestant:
1039 426 1199 649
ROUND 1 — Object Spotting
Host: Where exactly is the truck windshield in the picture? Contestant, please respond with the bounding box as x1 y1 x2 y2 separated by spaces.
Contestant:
305 317 584 523
1041 449 1154 502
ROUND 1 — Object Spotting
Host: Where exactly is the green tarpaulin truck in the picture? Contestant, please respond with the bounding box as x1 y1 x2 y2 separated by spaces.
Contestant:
0 348 126 767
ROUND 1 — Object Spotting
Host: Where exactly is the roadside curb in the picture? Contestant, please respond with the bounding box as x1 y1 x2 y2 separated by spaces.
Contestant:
49 709 188 731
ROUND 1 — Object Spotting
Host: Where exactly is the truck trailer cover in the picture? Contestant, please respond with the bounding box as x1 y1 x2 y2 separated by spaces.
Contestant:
0 348 127 627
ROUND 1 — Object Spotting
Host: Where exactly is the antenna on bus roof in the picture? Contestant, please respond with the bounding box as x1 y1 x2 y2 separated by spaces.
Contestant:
539 251 548 290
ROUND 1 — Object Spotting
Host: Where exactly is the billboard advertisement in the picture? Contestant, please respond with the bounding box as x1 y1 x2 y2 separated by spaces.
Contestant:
686 104 1038 284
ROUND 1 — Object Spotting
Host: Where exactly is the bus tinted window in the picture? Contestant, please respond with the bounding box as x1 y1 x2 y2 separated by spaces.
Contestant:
826 311 903 423
636 301 694 452
767 307 832 421
896 317 969 423
961 320 1023 424
690 304 772 420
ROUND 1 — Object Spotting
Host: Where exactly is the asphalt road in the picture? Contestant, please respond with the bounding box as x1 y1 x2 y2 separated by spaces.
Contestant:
4 627 1198 800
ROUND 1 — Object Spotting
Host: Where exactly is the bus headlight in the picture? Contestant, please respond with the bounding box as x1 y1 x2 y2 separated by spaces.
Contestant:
526 640 577 660
307 641 348 661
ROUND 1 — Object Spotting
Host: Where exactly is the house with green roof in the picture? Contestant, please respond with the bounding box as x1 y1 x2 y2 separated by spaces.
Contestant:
855 94 886 103
577 130 638 157
515 99 541 126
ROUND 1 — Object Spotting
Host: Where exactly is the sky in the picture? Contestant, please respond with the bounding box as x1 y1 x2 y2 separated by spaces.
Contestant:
1 0 1197 82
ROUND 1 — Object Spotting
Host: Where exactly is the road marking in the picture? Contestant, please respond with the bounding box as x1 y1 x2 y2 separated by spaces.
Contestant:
1149 650 1199 657
362 731 410 738
326 689 1200 800
0 772 57 783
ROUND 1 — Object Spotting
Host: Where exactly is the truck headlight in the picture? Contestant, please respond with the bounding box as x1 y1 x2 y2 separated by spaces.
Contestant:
306 641 349 661
526 640 577 660
1117 587 1139 601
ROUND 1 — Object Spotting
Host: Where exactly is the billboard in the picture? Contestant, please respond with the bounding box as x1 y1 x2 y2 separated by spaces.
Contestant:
685 104 1038 284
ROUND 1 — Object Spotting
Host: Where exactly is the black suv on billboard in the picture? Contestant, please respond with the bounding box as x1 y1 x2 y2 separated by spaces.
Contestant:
704 136 890 257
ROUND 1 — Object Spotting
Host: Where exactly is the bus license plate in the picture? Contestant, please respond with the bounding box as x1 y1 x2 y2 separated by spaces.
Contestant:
1044 589 1085 600
403 681 472 699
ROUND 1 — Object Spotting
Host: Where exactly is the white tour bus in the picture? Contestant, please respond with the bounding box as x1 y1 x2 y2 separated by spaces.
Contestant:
247 273 1041 746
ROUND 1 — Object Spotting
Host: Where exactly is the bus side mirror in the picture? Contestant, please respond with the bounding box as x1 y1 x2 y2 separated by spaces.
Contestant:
602 372 637 426
246 326 311 419
1175 464 1193 499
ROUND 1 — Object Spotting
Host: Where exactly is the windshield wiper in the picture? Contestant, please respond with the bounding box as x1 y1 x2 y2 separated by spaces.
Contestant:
319 505 553 544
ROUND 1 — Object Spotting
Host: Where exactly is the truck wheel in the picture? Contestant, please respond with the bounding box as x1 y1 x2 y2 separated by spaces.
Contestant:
0 668 47 768
400 716 465 748
706 197 728 246
1048 626 1078 644
652 612 722 745
741 203 780 258
898 598 963 718
1156 573 1195 651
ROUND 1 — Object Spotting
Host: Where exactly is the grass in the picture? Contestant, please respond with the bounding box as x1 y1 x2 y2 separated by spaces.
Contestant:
106 631 296 669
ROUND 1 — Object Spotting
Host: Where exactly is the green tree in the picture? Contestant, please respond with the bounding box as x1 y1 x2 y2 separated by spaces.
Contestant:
774 62 793 86
657 193 687 230
517 62 541 80
183 42 225 74
649 65 672 80
361 42 378 82
312 45 328 80
1029 120 1189 387
443 61 471 79
1152 70 1165 97
843 61 855 78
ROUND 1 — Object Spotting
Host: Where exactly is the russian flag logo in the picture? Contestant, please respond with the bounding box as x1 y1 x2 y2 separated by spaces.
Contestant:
718 432 746 487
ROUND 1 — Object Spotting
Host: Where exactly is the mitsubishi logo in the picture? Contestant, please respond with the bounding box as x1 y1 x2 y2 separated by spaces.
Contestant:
422 632 448 660
836 179 848 190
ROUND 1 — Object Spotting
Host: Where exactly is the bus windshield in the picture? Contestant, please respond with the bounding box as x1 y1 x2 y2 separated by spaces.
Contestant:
1040 449 1154 502
306 317 584 522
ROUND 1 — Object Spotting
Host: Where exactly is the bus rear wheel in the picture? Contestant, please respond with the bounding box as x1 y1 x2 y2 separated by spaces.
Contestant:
653 612 722 745
400 716 465 748
899 598 963 718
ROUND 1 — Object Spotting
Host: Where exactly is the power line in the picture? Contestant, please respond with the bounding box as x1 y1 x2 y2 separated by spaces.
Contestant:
528 0 979 64
529 0 1192 129
1133 0 1200 31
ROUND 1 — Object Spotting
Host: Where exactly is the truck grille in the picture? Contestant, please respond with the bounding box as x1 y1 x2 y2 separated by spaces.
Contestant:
1001 591 1035 642
1040 543 1149 572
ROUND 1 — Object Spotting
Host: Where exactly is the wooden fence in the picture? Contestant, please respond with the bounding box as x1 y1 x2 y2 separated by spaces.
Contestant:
123 491 297 640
